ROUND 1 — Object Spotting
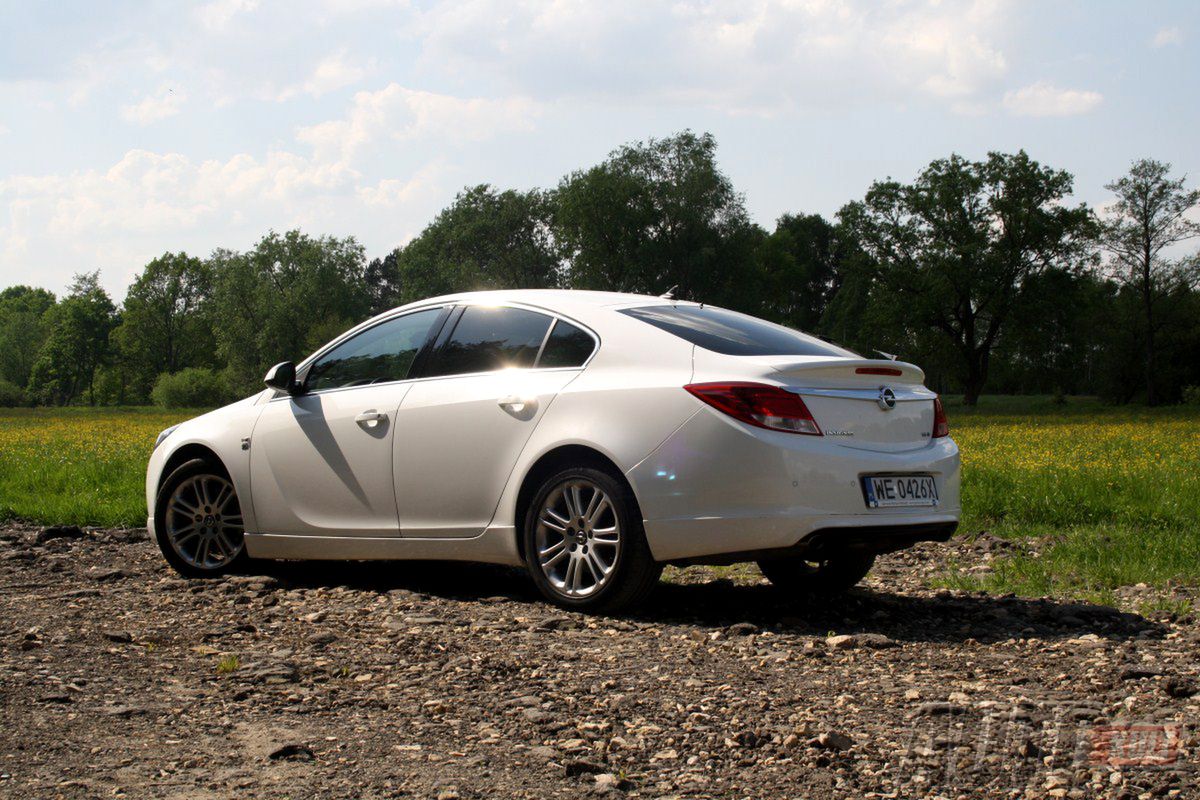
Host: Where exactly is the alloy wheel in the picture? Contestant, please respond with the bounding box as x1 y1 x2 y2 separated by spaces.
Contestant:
164 473 245 570
534 479 622 598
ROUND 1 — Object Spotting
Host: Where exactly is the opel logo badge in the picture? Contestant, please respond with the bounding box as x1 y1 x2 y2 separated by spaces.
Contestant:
878 386 897 410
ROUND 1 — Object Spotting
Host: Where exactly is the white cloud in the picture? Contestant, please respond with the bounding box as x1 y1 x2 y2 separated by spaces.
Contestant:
0 81 529 295
415 0 1013 113
195 0 260 31
357 162 449 208
296 83 539 163
1002 81 1102 117
120 87 186 125
277 51 370 101
1151 26 1183 47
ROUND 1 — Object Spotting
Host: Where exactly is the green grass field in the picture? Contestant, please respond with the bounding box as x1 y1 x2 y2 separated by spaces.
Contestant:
2 398 1198 604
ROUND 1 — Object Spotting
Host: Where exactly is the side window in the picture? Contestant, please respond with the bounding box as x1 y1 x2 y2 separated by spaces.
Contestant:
306 308 443 392
425 305 553 377
537 319 595 368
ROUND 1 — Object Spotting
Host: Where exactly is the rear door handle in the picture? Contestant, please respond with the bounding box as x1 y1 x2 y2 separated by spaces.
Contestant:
498 395 537 414
355 409 387 426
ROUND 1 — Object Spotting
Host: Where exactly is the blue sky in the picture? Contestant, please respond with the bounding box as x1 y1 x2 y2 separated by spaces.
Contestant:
1 0 1197 299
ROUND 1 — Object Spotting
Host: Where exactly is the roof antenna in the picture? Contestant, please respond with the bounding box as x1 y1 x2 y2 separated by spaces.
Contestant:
659 284 678 300
875 349 899 361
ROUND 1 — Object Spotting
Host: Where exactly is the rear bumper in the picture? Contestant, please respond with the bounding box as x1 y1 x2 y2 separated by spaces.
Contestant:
664 520 957 566
628 406 961 562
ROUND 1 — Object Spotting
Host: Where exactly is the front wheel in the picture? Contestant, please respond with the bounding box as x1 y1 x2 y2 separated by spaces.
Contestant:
757 552 876 595
154 458 248 578
523 467 661 613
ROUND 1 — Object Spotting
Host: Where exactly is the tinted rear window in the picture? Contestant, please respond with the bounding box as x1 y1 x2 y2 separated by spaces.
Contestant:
426 305 553 377
538 319 595 368
620 305 856 357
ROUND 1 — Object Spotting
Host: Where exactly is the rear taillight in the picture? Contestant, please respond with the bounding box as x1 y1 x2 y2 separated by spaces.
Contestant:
684 382 822 435
932 396 949 438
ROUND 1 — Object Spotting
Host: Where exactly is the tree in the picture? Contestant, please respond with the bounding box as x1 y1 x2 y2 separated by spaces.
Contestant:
27 272 116 405
212 231 370 393
1100 159 1200 405
554 131 760 307
114 252 215 401
841 151 1095 405
389 185 560 306
0 285 56 388
364 251 402 316
754 213 855 332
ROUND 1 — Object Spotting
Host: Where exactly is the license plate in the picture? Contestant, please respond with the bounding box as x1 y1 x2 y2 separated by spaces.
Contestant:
861 475 938 508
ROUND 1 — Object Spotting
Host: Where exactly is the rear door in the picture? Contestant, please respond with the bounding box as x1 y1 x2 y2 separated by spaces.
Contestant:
392 305 595 538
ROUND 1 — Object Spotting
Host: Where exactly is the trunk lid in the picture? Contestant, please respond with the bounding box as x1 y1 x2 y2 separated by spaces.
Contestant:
771 358 935 451
693 352 938 451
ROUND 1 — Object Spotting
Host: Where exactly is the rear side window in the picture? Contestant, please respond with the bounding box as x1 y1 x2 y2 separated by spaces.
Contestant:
620 305 857 358
426 305 553 377
537 319 595 368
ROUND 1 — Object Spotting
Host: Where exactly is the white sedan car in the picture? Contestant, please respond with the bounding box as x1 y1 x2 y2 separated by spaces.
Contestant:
147 290 960 611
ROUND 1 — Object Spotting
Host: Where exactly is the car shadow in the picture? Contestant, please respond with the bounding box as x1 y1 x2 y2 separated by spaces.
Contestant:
249 559 1162 645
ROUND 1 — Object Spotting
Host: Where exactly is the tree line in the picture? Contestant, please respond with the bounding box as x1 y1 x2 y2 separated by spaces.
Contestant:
1 131 1197 409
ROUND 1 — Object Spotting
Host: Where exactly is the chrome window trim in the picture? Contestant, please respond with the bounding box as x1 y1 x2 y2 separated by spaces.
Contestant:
268 300 600 403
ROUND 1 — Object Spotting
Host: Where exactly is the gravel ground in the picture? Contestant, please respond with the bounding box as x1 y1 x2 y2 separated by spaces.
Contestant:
1 525 1197 799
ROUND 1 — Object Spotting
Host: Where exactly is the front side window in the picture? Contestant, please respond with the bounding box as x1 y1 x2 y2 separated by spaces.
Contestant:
306 308 443 392
620 305 857 358
425 305 553 377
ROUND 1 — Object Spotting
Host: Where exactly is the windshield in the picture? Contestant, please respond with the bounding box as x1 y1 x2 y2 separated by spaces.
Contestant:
620 305 858 358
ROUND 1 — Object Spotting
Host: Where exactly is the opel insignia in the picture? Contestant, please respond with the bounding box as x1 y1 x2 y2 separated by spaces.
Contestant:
147 290 960 611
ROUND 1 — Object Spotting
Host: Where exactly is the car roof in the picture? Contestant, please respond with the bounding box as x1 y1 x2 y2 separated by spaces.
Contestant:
414 289 686 311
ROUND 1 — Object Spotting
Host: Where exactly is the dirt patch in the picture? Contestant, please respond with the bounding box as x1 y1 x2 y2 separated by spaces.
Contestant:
1 526 1196 798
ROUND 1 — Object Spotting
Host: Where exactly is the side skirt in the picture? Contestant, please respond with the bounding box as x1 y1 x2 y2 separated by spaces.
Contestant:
243 525 523 567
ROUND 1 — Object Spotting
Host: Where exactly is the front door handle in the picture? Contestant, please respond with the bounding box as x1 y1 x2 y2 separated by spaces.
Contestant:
355 409 387 427
498 395 537 414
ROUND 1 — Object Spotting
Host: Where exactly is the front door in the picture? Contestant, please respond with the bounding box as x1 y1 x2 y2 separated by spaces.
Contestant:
249 307 445 537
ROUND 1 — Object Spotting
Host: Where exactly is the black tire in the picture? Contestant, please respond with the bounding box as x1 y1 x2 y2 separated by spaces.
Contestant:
154 458 249 578
756 552 876 595
523 466 662 613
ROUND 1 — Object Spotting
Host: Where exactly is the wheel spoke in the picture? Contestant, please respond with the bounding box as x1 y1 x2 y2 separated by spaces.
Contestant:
538 539 566 560
585 496 610 528
198 478 215 509
588 548 612 575
583 489 601 522
565 485 583 518
172 493 200 516
581 552 600 584
561 557 576 591
196 538 211 566
174 530 200 548
219 531 240 558
592 527 619 543
212 483 234 513
540 510 569 532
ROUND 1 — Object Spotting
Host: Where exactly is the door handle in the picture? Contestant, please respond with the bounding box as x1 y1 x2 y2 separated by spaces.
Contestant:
355 409 387 426
498 395 537 414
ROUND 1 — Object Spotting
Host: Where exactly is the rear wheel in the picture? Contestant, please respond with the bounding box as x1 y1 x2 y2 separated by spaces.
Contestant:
523 467 661 613
757 552 875 595
154 458 248 578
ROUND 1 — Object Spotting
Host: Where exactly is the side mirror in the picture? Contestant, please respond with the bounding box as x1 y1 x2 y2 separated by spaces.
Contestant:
264 361 301 395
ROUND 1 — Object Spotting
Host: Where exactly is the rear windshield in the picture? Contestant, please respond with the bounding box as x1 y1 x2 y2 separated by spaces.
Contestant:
620 305 857 358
